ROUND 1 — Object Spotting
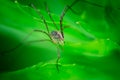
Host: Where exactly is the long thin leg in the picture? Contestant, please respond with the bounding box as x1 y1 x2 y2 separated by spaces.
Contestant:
82 0 104 8
26 39 52 45
27 39 61 72
60 0 79 38
66 0 80 15
44 2 59 30
34 30 52 40
69 0 104 8
56 45 61 72
59 0 104 38
60 6 68 38
67 0 103 15
0 29 51 56
31 4 50 34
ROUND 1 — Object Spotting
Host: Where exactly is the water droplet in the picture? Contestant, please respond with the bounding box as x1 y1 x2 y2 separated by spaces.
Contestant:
14 0 18 3
107 38 110 40
76 21 80 24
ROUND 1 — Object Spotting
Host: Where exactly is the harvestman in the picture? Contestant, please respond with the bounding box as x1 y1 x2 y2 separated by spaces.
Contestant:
29 1 80 71
0 0 79 71
2 0 111 71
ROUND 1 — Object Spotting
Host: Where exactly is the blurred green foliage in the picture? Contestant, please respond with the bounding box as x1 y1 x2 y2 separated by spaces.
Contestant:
0 0 120 80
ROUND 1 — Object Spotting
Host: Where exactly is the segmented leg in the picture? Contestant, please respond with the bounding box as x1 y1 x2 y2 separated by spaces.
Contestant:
60 6 68 38
60 0 80 38
44 2 59 30
26 39 52 45
0 29 50 56
56 44 61 72
82 0 104 7
31 4 50 34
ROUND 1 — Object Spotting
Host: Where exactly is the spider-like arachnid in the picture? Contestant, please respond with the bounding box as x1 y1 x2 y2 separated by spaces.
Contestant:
0 0 79 71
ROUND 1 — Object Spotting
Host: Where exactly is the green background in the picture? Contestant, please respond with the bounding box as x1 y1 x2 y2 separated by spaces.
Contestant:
0 0 120 80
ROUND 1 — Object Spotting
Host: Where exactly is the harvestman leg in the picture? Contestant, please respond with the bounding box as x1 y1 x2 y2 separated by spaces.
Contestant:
27 39 61 72
56 44 61 72
60 0 81 38
31 4 50 34
0 30 51 56
59 0 103 33
60 6 68 38
26 39 52 45
44 2 59 30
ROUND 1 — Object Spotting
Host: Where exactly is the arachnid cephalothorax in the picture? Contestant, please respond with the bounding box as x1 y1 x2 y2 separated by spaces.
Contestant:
51 31 64 45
